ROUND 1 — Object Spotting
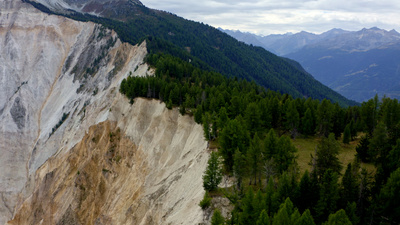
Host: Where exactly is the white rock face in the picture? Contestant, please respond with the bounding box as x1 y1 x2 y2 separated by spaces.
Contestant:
1 0 208 224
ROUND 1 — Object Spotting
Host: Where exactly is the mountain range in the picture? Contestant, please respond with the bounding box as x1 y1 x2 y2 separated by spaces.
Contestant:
222 27 400 102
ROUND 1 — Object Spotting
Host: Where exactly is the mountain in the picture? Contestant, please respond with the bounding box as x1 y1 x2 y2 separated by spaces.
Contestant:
224 27 400 102
286 28 400 102
26 0 355 107
221 28 350 56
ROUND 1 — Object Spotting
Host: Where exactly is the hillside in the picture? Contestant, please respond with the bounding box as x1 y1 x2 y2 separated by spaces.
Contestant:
26 0 356 107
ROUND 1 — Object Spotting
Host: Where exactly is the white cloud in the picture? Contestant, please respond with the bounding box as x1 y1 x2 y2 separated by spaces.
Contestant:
140 0 400 35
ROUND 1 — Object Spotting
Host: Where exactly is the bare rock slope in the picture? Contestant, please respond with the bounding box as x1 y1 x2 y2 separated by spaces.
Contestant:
0 0 208 224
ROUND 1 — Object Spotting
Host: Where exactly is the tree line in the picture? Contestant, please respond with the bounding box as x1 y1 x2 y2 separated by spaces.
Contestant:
120 53 400 224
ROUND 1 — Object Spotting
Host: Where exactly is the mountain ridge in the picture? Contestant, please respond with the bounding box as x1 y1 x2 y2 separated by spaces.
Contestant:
223 27 400 102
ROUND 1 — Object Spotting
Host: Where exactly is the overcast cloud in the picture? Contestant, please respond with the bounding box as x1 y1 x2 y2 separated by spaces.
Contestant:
140 0 400 35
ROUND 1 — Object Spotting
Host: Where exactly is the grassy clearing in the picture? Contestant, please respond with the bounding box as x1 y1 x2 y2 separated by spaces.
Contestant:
292 135 375 175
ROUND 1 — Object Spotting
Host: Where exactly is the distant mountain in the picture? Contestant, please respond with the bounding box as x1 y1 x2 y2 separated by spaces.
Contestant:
220 28 350 55
27 0 355 106
224 27 400 102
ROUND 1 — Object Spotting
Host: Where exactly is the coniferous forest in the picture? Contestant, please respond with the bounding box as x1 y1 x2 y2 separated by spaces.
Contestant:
120 53 400 225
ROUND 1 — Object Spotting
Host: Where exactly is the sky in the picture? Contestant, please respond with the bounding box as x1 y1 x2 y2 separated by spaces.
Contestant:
140 0 400 36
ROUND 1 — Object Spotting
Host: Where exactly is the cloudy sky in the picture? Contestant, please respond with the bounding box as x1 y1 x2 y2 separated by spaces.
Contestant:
140 0 400 35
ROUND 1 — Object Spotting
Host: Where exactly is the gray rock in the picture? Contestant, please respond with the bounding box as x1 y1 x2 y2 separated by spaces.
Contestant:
10 97 26 129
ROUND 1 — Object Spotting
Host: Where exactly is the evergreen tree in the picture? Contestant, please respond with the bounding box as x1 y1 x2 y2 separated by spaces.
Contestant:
245 102 262 137
272 198 298 225
203 112 212 141
233 149 246 193
315 169 340 223
340 163 359 209
357 168 372 224
376 167 400 224
295 209 316 225
286 100 300 139
203 151 223 191
316 99 333 137
248 133 262 185
194 104 203 124
355 134 370 162
343 124 351 144
240 188 256 224
296 170 319 214
263 128 279 160
345 202 359 225
301 108 316 136
331 103 345 139
219 118 249 171
313 133 342 179
275 136 297 174
368 122 389 163
211 209 225 225
218 107 229 130
324 209 352 225
265 177 279 214
256 210 271 225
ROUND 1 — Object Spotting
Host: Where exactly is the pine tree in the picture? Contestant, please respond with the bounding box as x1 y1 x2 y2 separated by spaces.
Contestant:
314 133 342 179
316 99 333 137
368 122 389 163
240 188 256 224
203 152 222 191
286 100 300 139
233 149 246 193
340 163 359 209
203 112 212 141
376 167 400 224
219 118 249 171
248 133 262 185
324 209 352 225
211 209 225 225
256 210 271 225
295 209 315 225
301 108 315 136
275 136 297 174
355 134 370 162
315 169 340 223
245 102 262 137
296 170 319 214
343 124 351 144
272 198 297 225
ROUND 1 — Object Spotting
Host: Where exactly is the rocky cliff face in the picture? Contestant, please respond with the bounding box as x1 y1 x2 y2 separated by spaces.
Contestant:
7 98 208 225
0 0 208 224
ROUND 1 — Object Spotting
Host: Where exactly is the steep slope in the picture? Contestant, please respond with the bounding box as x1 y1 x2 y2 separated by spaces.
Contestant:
7 98 208 225
27 0 356 107
0 0 208 224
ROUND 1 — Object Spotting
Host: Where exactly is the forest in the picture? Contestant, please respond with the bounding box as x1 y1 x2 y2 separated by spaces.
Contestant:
120 53 400 225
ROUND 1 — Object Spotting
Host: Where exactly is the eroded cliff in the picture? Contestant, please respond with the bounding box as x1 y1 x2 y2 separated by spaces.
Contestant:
0 0 208 224
8 98 208 225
